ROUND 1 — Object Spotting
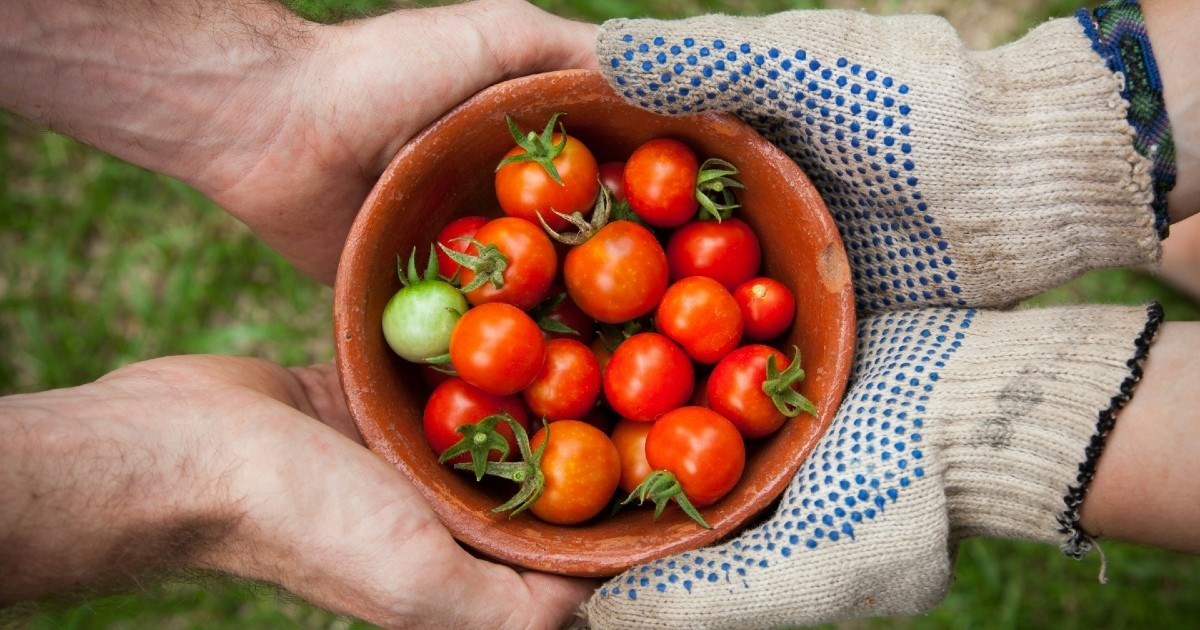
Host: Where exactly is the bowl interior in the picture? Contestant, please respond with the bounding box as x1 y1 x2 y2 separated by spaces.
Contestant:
334 70 854 577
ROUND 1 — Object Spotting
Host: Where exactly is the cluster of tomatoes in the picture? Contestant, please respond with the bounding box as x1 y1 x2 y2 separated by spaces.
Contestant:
381 113 814 528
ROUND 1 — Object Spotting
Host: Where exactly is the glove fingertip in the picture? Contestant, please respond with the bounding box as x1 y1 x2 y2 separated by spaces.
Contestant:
596 17 641 51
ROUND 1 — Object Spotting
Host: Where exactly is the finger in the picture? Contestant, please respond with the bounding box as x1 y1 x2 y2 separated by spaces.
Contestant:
520 571 601 629
434 559 597 630
470 0 600 77
351 0 599 176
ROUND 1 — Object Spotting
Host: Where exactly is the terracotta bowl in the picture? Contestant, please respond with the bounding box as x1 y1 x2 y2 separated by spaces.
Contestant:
334 69 855 577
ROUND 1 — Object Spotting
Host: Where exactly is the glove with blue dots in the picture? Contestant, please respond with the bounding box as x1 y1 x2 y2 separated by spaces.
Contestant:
596 9 1161 313
581 9 1173 628
584 303 1160 628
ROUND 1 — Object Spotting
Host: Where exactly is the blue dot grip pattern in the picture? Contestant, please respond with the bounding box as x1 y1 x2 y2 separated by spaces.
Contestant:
598 308 975 602
608 33 965 313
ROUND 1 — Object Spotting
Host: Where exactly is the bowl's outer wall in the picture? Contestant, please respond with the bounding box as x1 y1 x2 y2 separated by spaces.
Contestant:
334 70 855 576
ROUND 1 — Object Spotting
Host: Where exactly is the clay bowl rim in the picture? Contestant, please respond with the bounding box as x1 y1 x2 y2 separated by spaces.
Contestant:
334 69 855 577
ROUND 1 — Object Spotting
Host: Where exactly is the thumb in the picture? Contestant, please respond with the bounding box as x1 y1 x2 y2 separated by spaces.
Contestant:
345 0 599 176
595 10 943 122
596 13 794 118
474 0 600 77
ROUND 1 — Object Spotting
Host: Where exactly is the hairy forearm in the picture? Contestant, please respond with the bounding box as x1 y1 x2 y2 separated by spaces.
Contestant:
0 379 237 605
0 0 312 190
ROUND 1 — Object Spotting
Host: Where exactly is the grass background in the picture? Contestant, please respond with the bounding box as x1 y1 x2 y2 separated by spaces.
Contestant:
3 0 1197 627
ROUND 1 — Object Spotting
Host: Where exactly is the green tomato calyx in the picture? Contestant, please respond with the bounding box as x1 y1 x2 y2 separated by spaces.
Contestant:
608 195 649 229
596 319 645 352
454 417 549 518
422 353 457 376
695 157 744 222
438 238 509 294
621 469 711 529
397 245 444 287
496 112 570 186
529 292 581 337
439 412 514 481
538 186 613 246
763 346 817 418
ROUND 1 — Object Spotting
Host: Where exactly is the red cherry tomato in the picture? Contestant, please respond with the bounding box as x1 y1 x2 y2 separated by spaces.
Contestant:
603 332 694 422
422 378 530 464
590 336 615 378
435 215 489 280
623 138 700 228
458 216 557 311
598 161 627 202
610 418 653 494
645 406 745 507
655 276 743 364
529 420 621 525
418 363 455 390
588 333 624 411
579 406 616 434
495 132 599 232
689 370 710 407
707 344 795 438
665 218 761 291
449 302 545 395
535 289 596 344
734 277 797 341
522 338 602 422
564 220 669 324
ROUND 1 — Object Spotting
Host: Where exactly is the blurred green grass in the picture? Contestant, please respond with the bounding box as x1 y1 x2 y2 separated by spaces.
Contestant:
2 0 1197 628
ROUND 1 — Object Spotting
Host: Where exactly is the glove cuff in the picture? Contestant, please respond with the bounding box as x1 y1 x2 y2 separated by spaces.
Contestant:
938 16 1160 309
935 303 1162 553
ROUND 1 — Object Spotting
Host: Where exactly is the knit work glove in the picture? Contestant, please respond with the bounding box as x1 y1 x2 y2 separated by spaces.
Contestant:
584 304 1161 628
596 8 1163 313
582 5 1173 628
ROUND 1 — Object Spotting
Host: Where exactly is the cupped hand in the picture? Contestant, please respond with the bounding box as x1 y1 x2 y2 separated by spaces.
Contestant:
105 355 594 629
197 0 599 284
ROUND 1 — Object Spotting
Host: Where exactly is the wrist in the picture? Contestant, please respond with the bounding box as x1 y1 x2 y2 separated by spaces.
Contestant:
0 371 239 602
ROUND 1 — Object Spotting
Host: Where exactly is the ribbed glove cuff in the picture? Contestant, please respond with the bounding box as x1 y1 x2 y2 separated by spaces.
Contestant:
933 303 1162 554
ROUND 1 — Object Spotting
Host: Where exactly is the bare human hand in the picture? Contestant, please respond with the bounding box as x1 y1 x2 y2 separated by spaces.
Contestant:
0 0 599 284
0 355 595 628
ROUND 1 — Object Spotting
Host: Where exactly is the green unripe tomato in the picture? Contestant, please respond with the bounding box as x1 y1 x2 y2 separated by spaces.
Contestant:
382 279 468 362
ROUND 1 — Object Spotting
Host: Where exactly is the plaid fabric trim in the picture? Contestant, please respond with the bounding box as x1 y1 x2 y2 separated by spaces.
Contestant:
1078 0 1175 236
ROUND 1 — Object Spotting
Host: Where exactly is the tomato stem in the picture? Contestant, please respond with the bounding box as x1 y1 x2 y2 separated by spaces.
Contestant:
439 412 515 481
437 238 509 294
454 417 549 518
621 469 711 529
695 158 744 221
763 346 818 418
538 186 613 246
495 113 570 186
397 245 444 287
